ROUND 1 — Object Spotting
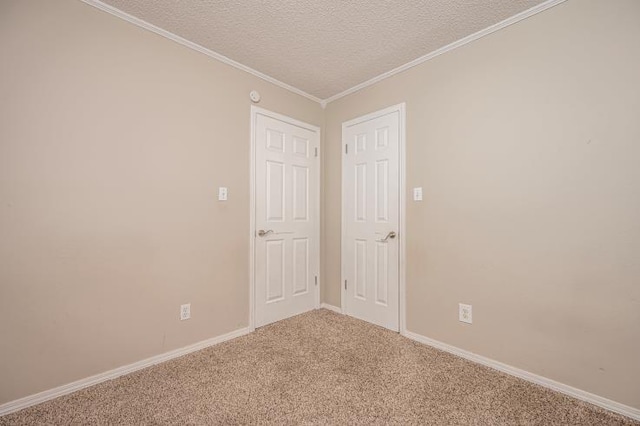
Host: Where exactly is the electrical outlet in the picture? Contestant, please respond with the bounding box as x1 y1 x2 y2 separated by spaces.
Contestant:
459 303 472 324
180 303 191 321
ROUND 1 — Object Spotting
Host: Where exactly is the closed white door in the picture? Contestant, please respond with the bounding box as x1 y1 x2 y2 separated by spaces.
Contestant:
342 105 403 331
253 107 320 328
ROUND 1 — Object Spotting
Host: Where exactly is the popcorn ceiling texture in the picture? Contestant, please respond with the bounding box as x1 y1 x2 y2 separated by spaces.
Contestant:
1 310 636 424
99 0 547 99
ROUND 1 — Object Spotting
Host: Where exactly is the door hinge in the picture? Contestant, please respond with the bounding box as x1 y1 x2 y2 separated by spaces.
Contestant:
315 275 318 286
345 144 348 154
314 147 318 157
344 279 347 290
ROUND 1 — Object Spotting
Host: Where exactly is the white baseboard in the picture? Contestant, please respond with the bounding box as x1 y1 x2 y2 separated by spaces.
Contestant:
403 330 640 421
0 327 251 417
5 323 636 421
320 303 342 314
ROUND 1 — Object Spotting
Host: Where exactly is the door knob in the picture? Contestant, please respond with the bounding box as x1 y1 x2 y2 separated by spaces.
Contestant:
257 229 273 237
376 231 396 242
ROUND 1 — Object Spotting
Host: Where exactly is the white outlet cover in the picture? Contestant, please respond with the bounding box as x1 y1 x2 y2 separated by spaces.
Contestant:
459 303 472 324
180 303 191 321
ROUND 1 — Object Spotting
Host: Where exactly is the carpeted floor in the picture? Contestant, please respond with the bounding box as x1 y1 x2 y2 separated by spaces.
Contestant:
1 309 637 425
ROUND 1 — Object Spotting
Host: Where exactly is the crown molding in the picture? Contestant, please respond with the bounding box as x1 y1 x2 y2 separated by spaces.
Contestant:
323 0 567 105
80 0 323 105
81 0 566 108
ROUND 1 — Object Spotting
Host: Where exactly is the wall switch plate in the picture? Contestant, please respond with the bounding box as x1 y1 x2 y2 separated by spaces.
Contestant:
180 303 191 320
459 303 472 324
413 187 423 201
218 187 228 201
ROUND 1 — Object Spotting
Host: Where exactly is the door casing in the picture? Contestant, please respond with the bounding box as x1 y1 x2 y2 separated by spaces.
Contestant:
340 103 407 334
249 106 321 331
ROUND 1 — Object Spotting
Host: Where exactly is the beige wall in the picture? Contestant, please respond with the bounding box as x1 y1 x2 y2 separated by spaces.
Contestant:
2 0 639 413
324 0 640 409
0 0 322 404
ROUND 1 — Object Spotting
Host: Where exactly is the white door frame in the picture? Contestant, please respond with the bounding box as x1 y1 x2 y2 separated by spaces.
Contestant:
340 103 407 334
249 106 321 331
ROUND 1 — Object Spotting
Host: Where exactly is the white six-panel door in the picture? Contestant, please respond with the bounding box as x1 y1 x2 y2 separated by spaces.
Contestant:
342 105 403 331
253 107 320 328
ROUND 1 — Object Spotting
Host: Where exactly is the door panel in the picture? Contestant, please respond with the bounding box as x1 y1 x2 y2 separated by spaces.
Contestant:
292 165 308 221
292 237 309 296
355 239 367 300
266 161 285 221
254 109 319 328
355 163 367 221
375 241 389 306
343 107 401 331
266 239 285 302
375 160 389 221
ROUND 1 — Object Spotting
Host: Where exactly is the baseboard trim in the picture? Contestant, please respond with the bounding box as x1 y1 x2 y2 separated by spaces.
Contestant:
0 327 251 417
5 325 636 420
320 303 342 314
403 330 640 421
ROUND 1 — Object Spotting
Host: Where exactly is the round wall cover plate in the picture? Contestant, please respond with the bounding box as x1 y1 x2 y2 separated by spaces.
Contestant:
249 90 261 103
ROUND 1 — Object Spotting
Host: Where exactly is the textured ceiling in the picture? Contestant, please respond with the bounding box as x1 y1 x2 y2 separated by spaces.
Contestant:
99 0 548 100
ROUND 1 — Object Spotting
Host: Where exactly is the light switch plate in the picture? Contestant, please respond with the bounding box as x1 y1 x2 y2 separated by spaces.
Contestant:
218 187 228 201
413 187 423 201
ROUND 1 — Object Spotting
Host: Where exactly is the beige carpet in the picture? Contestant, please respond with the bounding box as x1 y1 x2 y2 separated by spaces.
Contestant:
1 309 637 425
